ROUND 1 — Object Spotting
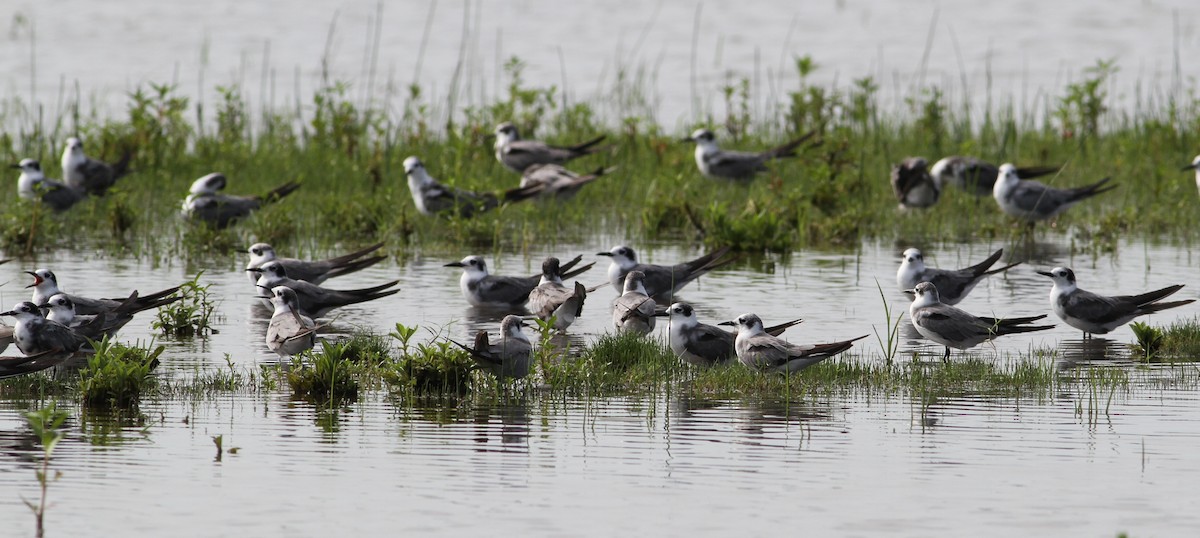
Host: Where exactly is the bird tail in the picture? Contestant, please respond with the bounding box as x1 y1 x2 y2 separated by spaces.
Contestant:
110 147 135 180
695 245 737 274
1125 284 1185 307
560 261 596 281
339 280 401 295
765 319 804 337
324 255 387 281
1067 177 1117 202
983 262 1021 276
324 242 386 266
335 288 401 309
964 248 1006 276
807 334 869 359
570 281 587 317
760 130 818 160
568 135 608 155
1014 165 1062 180
1140 299 1195 314
989 314 1049 327
258 182 302 205
995 323 1056 336
501 184 544 204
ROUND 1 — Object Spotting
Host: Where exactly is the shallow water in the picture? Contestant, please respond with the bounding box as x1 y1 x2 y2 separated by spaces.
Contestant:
5 0 1199 126
0 235 1198 535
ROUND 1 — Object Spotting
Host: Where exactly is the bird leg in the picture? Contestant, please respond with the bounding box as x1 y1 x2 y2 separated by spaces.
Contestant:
942 346 951 363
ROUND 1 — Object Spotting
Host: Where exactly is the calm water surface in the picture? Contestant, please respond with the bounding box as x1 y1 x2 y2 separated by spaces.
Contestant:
0 236 1198 535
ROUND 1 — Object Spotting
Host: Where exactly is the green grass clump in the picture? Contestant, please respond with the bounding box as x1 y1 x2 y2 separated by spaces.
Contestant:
1155 318 1200 360
286 341 361 403
152 273 218 337
78 339 164 407
385 340 474 397
539 333 680 395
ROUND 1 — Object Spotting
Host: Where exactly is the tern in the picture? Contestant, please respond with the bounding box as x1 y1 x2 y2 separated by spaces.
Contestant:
992 163 1116 222
906 281 1054 361
1037 267 1194 336
445 254 594 308
720 313 865 373
181 172 301 228
519 164 612 199
245 242 386 286
41 293 135 340
1182 155 1200 195
897 248 1018 305
611 271 657 336
249 261 399 318
931 156 1060 197
27 268 180 316
262 285 323 357
681 129 816 181
1 302 93 355
403 156 540 217
527 258 588 331
12 159 85 211
61 137 132 196
890 157 940 209
0 323 12 354
493 122 607 173
658 302 802 367
598 245 732 301
450 315 534 379
0 349 75 379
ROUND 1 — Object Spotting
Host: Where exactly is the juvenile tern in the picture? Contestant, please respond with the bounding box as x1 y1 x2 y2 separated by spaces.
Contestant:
527 258 588 331
1 302 93 355
41 293 135 340
681 129 816 181
1037 267 1194 336
181 172 301 228
493 122 607 173
890 157 940 209
262 285 322 357
896 248 1018 305
451 315 534 379
249 261 399 318
27 268 180 316
61 137 132 196
445 254 594 308
659 302 802 367
992 163 1116 222
611 271 657 336
931 156 1060 197
12 159 84 211
720 313 865 373
598 245 732 301
404 156 540 217
906 281 1054 361
519 164 612 199
245 242 386 286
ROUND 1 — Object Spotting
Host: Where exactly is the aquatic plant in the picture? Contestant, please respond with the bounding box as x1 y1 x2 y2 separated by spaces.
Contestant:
1130 321 1165 360
78 339 164 407
385 339 474 397
22 402 69 538
872 280 905 363
285 341 361 403
152 272 218 338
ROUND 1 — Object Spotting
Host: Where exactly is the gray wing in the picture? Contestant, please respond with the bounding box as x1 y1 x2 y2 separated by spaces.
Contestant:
685 323 736 364
1005 181 1074 215
1061 289 1135 324
614 294 655 324
64 294 124 316
40 181 85 211
924 269 980 302
29 321 90 354
954 158 999 196
739 334 794 369
188 194 261 228
79 158 117 194
422 182 498 217
278 259 334 283
474 274 538 305
504 141 575 170
528 283 572 319
705 150 767 179
913 305 991 343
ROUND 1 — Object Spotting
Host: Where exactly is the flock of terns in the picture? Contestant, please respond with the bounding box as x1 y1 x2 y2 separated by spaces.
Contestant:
4 127 1200 380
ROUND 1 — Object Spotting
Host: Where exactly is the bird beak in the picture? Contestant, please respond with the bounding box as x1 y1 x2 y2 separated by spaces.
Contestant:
678 136 694 143
246 268 262 273
717 320 735 326
1181 163 1199 171
24 271 42 288
9 163 21 169
596 252 613 257
443 261 466 268
902 289 916 297
653 311 670 318
1035 270 1054 277
0 311 14 317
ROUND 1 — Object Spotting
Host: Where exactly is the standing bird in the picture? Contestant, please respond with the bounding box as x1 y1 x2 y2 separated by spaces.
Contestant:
598 245 732 301
445 254 593 308
249 261 399 318
262 286 322 357
931 156 1060 197
1 302 93 355
519 164 612 199
61 137 132 196
896 248 1018 305
906 281 1054 361
611 271 657 336
12 159 85 211
527 258 588 332
245 242 386 287
27 268 180 316
992 163 1116 222
721 313 865 373
681 129 816 181
659 302 802 367
1182 155 1200 196
403 156 540 217
181 172 300 228
890 157 940 209
1037 267 1194 336
493 122 607 173
451 315 534 380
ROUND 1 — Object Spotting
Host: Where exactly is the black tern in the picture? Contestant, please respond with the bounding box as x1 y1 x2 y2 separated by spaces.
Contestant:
1 302 93 355
611 271 657 336
61 137 132 196
527 258 588 331
445 254 594 308
262 286 322 357
41 293 135 341
930 156 1060 197
720 313 865 373
1182 155 1200 195
992 163 1116 222
12 159 84 211
493 122 607 173
659 302 802 367
520 164 613 199
598 245 733 301
1037 267 1194 336
897 248 1018 306
27 268 181 317
906 282 1054 361
681 129 816 181
404 156 540 217
182 172 301 228
249 261 399 318
245 242 386 287
890 157 940 209
450 315 534 380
